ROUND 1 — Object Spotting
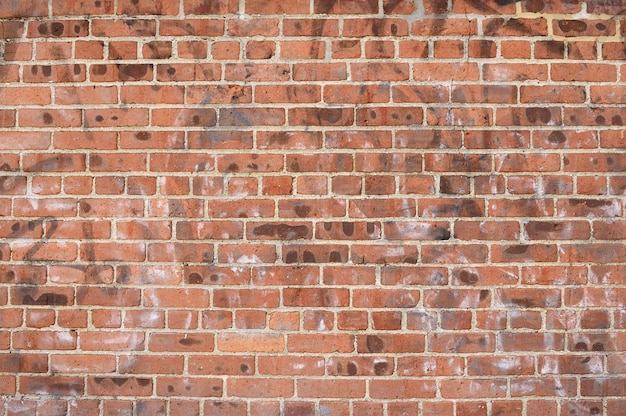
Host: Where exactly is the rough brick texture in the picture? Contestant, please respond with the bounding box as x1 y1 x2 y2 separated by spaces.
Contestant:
1 0 625 414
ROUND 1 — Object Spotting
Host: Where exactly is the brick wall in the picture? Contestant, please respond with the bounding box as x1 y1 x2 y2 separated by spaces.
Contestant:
1 0 625 414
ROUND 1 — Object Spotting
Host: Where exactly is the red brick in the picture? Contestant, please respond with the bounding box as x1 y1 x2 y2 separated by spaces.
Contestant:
0 353 47 373
13 331 77 351
218 333 283 352
352 62 409 81
36 42 72 60
441 378 507 399
235 309 265 329
413 17 478 35
284 18 338 36
293 63 347 80
51 354 116 374
497 332 565 352
356 334 424 353
156 376 221 397
188 355 254 376
348 18 408 37
20 376 83 396
469 39 496 58
433 39 464 58
370 379 437 398
297 379 365 398
397 356 463 377
287 334 353 353
566 41 597 60
483 17 548 36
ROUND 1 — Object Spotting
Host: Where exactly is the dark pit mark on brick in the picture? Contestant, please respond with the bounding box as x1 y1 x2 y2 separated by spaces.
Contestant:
226 163 239 172
612 115 623 125
188 272 203 284
366 335 384 353
74 64 82 75
120 64 149 80
479 290 490 301
559 20 587 33
240 363 249 373
574 342 588 351
366 223 376 234
294 205 311 218
95 115 104 122
302 250 316 262
592 342 605 351
112 378 128 387
90 155 102 167
596 115 606 125
51 22 65 36
2 270 16 282
504 245 529 254
374 361 389 375
317 108 342 124
179 337 202 346
329 251 342 262
42 66 52 77
347 361 357 376
80 201 92 213
285 251 298 263
459 270 479 285
135 131 151 141
168 385 174 392
43 113 53 125
289 160 301 172
92 64 107 75
526 107 552 124
547 131 566 144
342 222 354 236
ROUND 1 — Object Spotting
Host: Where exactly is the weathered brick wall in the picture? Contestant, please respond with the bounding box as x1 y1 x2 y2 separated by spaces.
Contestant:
1 0 625 414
